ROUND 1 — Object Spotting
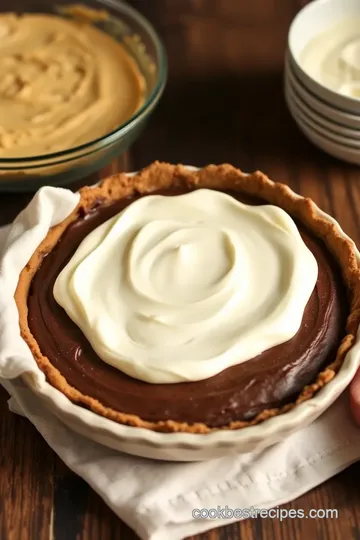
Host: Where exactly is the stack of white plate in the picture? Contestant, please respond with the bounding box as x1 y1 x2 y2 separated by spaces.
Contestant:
285 0 360 165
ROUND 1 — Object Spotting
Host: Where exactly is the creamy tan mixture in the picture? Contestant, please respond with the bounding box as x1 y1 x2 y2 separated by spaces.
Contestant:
0 13 145 158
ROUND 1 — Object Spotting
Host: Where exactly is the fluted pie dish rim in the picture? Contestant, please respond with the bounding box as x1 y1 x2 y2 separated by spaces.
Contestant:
12 162 360 460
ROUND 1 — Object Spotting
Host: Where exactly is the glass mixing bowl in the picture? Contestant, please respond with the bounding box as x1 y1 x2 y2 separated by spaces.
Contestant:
0 0 167 192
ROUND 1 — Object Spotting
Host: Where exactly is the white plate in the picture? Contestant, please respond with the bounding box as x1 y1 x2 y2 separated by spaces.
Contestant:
285 58 360 130
286 83 360 148
285 68 360 140
286 90 360 165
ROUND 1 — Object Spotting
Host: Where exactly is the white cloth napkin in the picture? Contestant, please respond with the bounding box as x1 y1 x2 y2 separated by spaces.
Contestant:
1 187 360 540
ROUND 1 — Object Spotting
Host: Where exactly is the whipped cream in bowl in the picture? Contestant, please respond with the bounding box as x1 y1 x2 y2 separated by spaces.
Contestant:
288 0 360 114
300 18 360 99
54 188 318 384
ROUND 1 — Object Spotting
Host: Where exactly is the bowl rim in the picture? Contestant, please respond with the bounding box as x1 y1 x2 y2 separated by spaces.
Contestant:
285 85 360 162
14 168 360 453
289 106 360 165
0 0 167 165
285 57 360 124
287 91 360 150
287 0 360 112
285 76 360 141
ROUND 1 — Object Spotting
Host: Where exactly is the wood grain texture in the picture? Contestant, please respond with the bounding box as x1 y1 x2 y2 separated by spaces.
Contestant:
2 0 360 539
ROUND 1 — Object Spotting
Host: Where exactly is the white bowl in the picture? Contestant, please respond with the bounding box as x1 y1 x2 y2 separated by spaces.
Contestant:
286 88 360 165
285 59 360 130
285 60 360 136
3 170 358 461
285 76 360 143
288 0 360 114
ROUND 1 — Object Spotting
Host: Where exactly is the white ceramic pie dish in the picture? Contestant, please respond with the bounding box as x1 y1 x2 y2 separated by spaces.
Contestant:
3 168 360 461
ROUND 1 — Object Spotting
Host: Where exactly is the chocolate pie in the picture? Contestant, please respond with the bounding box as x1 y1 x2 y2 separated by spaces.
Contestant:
15 162 360 433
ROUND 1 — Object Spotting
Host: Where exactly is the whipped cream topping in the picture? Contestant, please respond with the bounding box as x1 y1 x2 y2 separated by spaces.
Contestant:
53 190 318 384
300 18 360 98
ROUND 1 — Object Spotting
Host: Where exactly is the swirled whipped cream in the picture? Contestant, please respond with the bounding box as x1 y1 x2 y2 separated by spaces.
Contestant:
53 189 318 384
300 17 360 98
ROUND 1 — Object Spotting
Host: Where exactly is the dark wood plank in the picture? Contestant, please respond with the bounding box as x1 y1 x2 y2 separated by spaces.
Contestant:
0 387 54 540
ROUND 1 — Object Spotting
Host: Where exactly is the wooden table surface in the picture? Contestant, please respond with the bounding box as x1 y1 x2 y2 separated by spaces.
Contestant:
2 0 360 538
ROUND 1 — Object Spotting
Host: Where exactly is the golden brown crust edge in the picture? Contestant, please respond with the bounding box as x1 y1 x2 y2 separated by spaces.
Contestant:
14 161 360 434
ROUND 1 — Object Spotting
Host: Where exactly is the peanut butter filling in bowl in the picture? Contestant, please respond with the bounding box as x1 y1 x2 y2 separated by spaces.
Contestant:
0 2 167 191
0 12 145 158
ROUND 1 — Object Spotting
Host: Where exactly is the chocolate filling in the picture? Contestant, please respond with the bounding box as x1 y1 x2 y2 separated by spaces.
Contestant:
27 188 348 427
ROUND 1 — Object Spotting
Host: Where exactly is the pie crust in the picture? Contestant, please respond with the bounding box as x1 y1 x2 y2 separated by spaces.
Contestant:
14 162 360 433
